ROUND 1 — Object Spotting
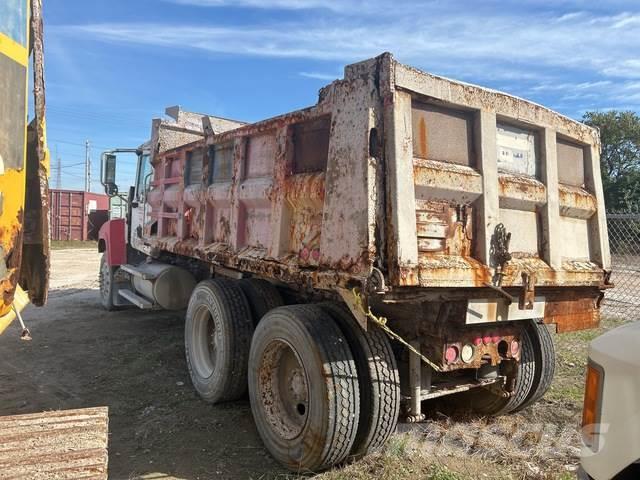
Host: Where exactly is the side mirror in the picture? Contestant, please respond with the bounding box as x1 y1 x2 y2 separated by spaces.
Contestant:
103 153 118 196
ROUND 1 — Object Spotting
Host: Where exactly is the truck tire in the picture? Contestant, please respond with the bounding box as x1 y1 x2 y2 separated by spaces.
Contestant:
238 278 283 325
99 254 117 311
456 321 538 415
320 302 400 458
185 279 254 403
511 321 555 412
248 305 360 471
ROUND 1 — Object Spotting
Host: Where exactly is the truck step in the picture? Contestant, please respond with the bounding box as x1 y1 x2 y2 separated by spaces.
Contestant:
118 288 154 309
119 263 160 280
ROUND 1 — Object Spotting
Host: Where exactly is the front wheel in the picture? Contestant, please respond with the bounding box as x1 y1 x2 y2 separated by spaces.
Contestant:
248 305 360 472
99 254 116 311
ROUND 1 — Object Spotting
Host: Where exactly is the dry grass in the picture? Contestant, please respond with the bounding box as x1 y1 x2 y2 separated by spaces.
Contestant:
307 316 629 480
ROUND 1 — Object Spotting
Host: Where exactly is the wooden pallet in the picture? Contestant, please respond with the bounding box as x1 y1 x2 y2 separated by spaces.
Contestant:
0 407 108 480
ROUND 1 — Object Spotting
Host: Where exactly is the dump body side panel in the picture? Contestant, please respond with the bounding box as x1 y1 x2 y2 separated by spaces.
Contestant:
138 57 391 290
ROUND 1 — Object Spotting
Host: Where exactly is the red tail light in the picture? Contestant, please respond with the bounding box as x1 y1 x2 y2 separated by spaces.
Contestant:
445 345 459 364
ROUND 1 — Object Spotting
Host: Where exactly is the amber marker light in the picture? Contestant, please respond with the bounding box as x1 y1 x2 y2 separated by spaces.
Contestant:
581 360 604 451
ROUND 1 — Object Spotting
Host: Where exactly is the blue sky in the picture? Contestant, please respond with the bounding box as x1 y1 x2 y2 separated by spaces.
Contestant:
44 0 640 191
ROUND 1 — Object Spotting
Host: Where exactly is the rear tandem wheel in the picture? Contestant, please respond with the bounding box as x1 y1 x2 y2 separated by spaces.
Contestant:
184 279 254 404
320 302 401 458
248 304 360 472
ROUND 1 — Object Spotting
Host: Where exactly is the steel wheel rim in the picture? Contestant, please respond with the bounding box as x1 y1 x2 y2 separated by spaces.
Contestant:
191 304 219 379
258 339 309 440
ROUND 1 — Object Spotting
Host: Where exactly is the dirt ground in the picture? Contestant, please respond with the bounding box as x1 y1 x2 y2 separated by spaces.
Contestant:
0 249 626 479
0 249 283 480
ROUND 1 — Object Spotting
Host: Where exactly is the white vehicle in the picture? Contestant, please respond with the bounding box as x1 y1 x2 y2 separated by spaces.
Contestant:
579 321 640 480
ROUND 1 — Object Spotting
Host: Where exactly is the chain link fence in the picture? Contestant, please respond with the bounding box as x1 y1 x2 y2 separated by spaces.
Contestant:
603 213 640 320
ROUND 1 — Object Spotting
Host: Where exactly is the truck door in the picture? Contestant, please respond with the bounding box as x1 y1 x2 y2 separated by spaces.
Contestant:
130 153 152 253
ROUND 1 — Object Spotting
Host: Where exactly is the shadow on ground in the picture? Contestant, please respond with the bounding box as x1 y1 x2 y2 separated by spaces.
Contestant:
0 288 285 480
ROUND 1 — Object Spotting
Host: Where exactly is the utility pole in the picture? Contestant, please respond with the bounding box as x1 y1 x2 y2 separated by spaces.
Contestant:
56 144 61 189
84 139 91 192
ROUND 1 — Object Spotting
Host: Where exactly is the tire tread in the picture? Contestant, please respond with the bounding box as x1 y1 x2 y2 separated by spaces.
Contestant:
320 302 400 457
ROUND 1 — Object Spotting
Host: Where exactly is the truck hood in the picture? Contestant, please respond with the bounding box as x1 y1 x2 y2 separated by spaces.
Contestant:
590 321 640 368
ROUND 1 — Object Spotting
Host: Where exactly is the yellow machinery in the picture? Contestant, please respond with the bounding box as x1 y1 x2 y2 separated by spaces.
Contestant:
0 0 50 334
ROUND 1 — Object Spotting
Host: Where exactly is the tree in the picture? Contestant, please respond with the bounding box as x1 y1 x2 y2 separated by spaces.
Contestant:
582 111 640 211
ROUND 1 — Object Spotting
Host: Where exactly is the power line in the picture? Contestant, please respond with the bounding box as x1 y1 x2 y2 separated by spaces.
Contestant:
49 138 113 150
51 161 86 169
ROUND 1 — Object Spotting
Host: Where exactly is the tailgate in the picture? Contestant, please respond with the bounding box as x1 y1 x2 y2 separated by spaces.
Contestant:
386 62 610 290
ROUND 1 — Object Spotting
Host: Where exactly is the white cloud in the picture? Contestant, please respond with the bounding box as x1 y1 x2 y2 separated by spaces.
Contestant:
53 11 640 79
49 5 640 117
602 60 640 79
299 71 339 81
163 0 436 14
166 0 359 12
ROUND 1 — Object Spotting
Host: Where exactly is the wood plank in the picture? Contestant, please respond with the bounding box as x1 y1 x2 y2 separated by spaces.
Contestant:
0 407 108 480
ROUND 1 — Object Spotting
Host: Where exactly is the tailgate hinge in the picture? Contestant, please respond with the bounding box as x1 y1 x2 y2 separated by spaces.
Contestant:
519 272 536 310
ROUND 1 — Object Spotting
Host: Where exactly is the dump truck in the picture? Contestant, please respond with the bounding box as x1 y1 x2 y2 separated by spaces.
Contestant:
98 53 612 471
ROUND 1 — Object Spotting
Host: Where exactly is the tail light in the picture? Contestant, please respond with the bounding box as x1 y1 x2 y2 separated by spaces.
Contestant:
445 345 459 364
582 360 604 451
461 344 475 363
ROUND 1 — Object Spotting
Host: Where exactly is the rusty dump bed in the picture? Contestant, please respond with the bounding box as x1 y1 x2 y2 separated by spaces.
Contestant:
140 53 610 330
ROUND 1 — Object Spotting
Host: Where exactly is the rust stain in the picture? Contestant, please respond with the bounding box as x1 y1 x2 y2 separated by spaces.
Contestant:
418 116 428 158
558 183 597 216
544 291 600 332
1 218 23 311
497 172 546 204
